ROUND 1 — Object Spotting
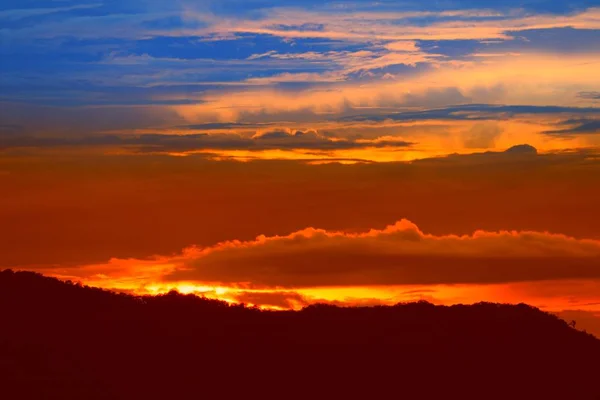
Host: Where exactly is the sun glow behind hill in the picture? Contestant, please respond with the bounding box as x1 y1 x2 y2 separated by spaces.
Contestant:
9 269 600 338
36 218 600 336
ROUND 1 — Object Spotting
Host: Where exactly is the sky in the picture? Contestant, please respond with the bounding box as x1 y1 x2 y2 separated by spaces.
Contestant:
2 0 600 335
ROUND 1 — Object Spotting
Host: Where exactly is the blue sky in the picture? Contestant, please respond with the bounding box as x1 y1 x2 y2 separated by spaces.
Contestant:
2 0 600 158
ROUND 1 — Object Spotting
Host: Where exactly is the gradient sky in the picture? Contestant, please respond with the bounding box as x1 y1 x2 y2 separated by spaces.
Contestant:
2 0 600 335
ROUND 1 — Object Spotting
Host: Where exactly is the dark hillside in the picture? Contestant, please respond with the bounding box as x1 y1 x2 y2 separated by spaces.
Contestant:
1 270 599 399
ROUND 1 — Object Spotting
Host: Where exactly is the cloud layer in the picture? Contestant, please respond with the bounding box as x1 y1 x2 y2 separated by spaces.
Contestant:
45 219 600 291
2 0 600 149
164 220 600 287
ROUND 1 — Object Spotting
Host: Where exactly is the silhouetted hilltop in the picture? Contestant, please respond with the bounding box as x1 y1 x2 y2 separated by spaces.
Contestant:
1 270 599 400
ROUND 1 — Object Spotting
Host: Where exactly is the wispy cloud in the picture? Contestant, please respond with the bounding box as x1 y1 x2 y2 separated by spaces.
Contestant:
2 0 600 154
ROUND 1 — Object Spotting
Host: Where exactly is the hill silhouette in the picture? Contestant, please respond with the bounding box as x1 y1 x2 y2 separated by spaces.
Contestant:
1 270 599 399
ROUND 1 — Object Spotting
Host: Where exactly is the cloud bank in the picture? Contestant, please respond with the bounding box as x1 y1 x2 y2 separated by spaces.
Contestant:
47 220 600 291
165 220 600 287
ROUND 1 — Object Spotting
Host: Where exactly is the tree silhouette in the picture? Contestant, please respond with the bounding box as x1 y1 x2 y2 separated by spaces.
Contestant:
0 270 599 400
570 320 577 329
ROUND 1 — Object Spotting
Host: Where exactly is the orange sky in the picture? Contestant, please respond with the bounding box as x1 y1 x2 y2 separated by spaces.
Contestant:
2 147 600 335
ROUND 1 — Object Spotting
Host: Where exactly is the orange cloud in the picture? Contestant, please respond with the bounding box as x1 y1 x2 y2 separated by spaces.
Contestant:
173 53 600 126
166 220 600 287
3 149 600 270
186 7 600 42
33 219 600 336
42 220 600 291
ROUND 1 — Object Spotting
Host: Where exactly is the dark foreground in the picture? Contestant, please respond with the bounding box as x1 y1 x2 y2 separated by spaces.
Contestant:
1 270 599 399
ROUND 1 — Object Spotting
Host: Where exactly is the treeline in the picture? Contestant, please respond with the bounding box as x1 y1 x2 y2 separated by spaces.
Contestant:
1 270 599 399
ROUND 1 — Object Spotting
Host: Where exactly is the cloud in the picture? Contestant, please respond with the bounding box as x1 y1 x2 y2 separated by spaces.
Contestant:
200 6 600 43
0 102 185 136
385 41 420 52
4 147 599 271
152 220 600 288
0 130 413 153
344 104 600 123
37 216 600 312
0 3 103 21
504 144 538 154
231 291 310 309
4 0 600 117
544 119 600 136
402 87 471 108
170 52 600 124
462 122 503 148
579 91 600 100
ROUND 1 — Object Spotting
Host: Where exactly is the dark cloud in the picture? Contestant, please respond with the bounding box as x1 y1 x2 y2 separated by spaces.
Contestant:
505 28 600 53
504 144 538 154
342 104 600 123
0 130 414 152
180 122 264 130
418 28 600 59
579 92 600 100
409 144 545 168
544 119 600 136
267 23 326 32
0 102 184 136
165 220 600 288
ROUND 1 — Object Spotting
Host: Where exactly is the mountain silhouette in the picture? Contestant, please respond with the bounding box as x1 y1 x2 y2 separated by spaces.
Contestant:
1 270 599 400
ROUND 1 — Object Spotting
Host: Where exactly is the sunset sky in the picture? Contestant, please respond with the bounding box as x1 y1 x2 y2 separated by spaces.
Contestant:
2 0 600 335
